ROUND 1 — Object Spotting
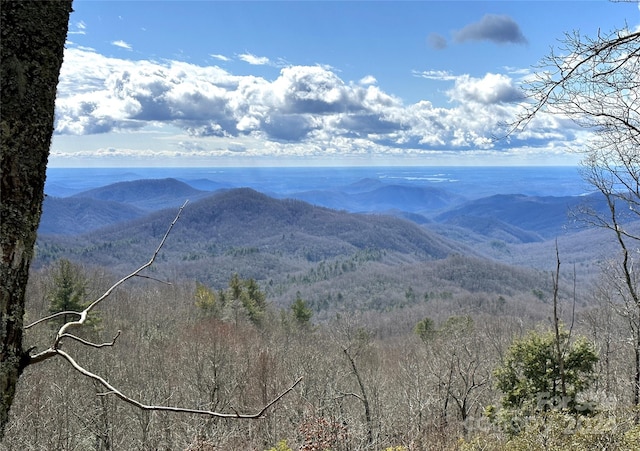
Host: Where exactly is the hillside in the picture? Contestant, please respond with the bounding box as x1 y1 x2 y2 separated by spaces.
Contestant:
33 188 564 316
433 193 607 240
40 196 146 235
285 183 466 214
71 177 211 210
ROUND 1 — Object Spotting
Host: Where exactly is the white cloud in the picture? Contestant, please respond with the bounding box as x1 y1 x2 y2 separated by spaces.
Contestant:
238 53 270 65
211 54 230 62
69 21 86 35
447 73 524 104
412 70 457 81
52 47 582 163
359 75 377 85
111 40 133 50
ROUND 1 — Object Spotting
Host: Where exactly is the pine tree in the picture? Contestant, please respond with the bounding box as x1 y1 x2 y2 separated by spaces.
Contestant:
48 259 88 325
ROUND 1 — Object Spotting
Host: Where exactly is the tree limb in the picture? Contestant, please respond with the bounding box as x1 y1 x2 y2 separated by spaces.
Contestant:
56 348 301 419
22 201 301 419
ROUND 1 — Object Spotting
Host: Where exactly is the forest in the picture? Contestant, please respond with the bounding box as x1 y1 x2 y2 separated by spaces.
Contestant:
2 184 640 450
2 2 640 450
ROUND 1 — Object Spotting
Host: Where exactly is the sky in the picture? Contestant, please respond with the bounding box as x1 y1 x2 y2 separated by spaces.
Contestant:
49 0 640 167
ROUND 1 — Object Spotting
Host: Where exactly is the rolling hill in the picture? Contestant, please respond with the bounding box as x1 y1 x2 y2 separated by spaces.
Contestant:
433 193 607 240
71 177 211 210
34 186 600 316
40 196 146 235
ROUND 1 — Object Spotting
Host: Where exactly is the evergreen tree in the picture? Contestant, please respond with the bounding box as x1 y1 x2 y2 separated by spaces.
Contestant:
291 293 313 326
48 259 88 325
492 327 598 424
194 282 219 317
414 317 435 343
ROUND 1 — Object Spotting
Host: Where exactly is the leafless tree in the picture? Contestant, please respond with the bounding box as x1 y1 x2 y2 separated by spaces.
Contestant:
512 21 640 414
1 2 300 437
22 202 300 421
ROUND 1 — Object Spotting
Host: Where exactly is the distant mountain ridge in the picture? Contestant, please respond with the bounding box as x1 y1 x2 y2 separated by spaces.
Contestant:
34 182 617 316
433 193 607 240
38 176 607 243
285 184 466 214
72 178 210 210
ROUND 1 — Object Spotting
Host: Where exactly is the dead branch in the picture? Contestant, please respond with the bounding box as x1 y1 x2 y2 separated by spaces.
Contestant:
53 200 189 348
56 347 301 419
58 330 121 348
25 311 82 329
23 200 301 419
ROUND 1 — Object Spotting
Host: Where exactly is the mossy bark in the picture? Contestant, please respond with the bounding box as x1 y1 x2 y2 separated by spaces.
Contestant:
0 0 72 437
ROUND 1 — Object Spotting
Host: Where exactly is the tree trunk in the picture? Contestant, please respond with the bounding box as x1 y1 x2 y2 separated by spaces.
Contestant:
0 0 72 437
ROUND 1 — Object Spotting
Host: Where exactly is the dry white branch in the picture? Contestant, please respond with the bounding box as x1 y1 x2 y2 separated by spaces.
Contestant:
25 310 82 329
24 200 301 419
56 347 301 419
54 200 189 348
58 330 121 348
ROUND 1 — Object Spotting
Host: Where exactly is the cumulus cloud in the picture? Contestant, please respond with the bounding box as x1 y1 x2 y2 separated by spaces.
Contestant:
111 40 133 50
359 75 377 85
54 47 575 161
447 73 525 104
454 14 527 45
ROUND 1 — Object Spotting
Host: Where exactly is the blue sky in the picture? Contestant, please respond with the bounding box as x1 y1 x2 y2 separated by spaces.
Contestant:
50 0 640 167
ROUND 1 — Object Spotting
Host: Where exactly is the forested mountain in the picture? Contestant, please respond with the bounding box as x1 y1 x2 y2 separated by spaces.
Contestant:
34 187 563 318
433 193 605 239
39 177 604 242
36 188 469 273
24 180 638 451
40 196 145 235
70 177 211 210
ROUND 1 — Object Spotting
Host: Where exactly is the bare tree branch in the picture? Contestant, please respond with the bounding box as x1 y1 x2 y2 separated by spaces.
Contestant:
58 330 121 349
25 311 82 330
53 200 189 348
23 200 300 420
56 348 301 419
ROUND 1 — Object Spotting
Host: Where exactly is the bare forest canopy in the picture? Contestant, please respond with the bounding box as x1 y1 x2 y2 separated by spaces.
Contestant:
5 174 640 449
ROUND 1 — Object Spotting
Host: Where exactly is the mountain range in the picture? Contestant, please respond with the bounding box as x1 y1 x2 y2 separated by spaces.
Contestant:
36 176 618 316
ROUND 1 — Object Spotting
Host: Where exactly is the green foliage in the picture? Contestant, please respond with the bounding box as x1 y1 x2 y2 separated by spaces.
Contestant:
198 274 269 326
414 316 435 343
194 281 219 316
291 292 313 326
240 277 267 325
493 327 598 425
47 259 96 327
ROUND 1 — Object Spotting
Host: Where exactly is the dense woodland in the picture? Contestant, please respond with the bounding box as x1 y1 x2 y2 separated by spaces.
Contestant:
3 186 640 449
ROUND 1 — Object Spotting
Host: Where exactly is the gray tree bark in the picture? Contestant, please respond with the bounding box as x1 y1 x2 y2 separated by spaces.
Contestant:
0 0 72 437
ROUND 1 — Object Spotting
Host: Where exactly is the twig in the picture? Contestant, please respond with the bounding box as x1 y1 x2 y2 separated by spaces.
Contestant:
58 330 121 348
